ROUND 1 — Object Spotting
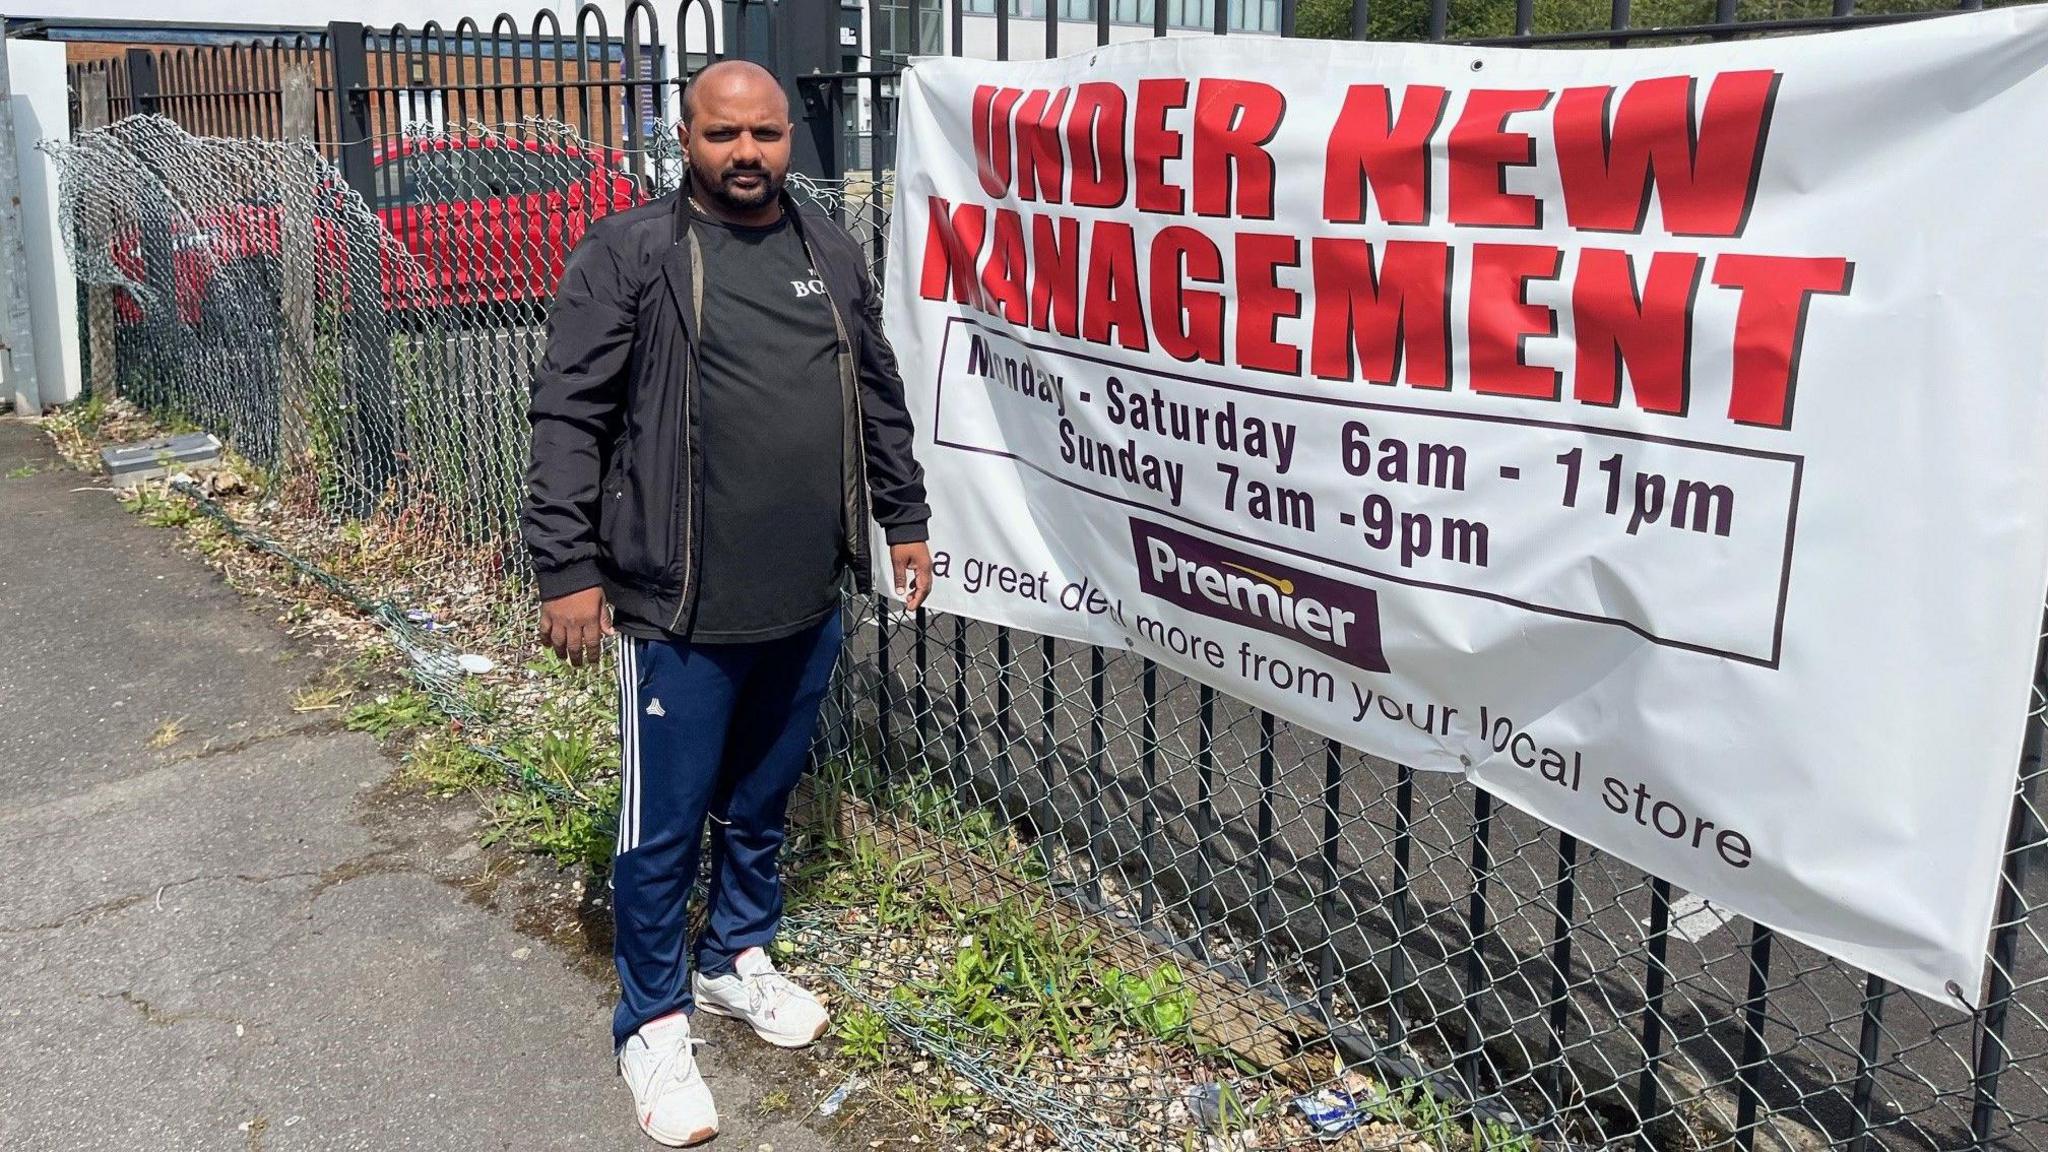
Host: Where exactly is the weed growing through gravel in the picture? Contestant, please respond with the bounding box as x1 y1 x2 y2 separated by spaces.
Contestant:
344 688 439 740
780 829 1292 1149
483 784 619 871
835 1005 891 1068
120 485 196 527
404 730 503 796
146 718 186 749
290 684 354 713
782 828 1196 1065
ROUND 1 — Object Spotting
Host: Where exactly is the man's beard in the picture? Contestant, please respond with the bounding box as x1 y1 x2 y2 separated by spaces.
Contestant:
692 160 782 210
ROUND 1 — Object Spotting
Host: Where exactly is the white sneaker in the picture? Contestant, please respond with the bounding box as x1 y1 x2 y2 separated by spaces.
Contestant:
693 947 831 1048
618 1012 719 1147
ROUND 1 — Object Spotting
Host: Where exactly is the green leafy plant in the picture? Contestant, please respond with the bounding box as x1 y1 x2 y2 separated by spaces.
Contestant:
1472 1118 1540 1152
120 486 196 527
483 779 619 871
922 897 1106 1058
72 391 109 435
344 688 438 739
835 1006 890 1068
1346 1075 1542 1149
826 754 1047 883
1094 962 1195 1041
508 725 605 786
406 730 503 795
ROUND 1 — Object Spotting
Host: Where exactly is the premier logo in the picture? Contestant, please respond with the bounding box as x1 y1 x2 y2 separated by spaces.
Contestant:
1129 519 1389 673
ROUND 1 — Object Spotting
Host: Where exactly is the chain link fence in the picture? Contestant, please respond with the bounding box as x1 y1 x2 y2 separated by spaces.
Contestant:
44 91 2046 1152
822 603 2048 1150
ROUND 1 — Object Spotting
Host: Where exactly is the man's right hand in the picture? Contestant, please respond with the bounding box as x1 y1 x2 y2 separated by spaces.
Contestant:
540 586 614 666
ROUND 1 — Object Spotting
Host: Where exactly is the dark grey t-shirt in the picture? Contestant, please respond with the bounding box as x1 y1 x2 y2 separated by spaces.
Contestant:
681 207 846 643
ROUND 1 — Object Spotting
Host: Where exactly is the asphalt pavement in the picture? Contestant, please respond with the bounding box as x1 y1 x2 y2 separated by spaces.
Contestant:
0 417 844 1152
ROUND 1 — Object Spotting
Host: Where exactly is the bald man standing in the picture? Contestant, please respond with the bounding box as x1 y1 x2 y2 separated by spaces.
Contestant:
523 61 933 1146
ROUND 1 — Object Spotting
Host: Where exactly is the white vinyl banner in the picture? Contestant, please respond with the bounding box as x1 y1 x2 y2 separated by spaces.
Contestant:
880 9 2048 1004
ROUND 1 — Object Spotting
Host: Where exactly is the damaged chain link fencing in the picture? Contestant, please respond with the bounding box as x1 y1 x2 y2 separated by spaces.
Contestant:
44 108 2048 1152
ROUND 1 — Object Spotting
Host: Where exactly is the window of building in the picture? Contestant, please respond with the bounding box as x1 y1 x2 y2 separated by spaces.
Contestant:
874 0 947 67
958 0 1279 33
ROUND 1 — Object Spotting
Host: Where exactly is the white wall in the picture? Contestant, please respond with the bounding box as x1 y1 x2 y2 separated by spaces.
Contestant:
4 39 79 411
951 14 1218 62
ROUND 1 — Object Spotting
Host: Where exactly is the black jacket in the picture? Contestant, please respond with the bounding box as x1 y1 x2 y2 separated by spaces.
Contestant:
522 186 931 635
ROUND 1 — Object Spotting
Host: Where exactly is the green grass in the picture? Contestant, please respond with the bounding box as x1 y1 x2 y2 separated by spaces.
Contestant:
1094 962 1196 1043
483 779 619 871
344 687 440 739
828 754 1048 884
291 683 354 713
1346 1080 1542 1152
5 463 37 479
71 391 109 436
447 678 503 726
789 830 928 928
834 1005 891 1068
925 895 1108 1056
499 696 612 784
797 831 1204 1066
405 730 505 795
119 486 196 527
1472 1119 1541 1152
338 645 395 683
330 660 617 870
184 515 235 558
326 631 619 874
787 790 1537 1148
1211 1081 1268 1132
463 692 623 870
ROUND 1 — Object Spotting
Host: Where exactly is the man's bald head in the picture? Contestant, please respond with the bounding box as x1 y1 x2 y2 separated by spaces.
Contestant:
678 59 794 222
680 60 787 126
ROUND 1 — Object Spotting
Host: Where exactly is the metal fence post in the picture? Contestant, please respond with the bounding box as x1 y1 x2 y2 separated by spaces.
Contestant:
0 23 42 414
1848 975 1891 1152
279 65 319 472
779 0 841 179
325 21 397 516
114 46 175 417
1635 877 1675 1150
75 70 115 403
1970 628 2048 1147
134 143 178 410
327 23 375 203
124 49 160 116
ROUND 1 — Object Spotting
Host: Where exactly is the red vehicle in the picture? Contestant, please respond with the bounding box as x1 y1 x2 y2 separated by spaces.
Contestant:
114 135 648 326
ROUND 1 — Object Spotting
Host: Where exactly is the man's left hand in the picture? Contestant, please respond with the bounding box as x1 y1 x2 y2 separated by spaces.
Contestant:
891 542 934 612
